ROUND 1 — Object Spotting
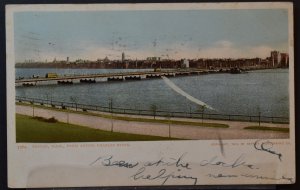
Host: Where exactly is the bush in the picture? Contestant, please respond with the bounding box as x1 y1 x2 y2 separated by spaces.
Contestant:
33 116 58 123
47 117 58 123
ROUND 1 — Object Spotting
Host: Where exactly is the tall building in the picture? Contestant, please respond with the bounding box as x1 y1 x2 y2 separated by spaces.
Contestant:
270 51 281 67
122 52 125 62
280 53 289 67
182 59 189 68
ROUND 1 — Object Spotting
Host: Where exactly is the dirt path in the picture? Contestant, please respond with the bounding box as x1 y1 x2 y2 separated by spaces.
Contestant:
16 104 289 140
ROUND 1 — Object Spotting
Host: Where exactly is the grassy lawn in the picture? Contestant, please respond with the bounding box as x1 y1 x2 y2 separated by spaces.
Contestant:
16 102 229 128
16 114 179 143
244 126 289 133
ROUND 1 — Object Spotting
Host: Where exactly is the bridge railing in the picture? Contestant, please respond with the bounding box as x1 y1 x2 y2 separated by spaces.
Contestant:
15 68 207 81
15 96 289 124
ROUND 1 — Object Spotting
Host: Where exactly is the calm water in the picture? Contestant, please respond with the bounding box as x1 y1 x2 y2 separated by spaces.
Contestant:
16 68 289 117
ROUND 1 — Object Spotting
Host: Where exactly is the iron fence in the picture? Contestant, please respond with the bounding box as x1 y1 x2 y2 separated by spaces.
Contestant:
15 96 289 124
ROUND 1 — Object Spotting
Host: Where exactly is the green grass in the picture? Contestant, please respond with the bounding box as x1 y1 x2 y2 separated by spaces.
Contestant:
16 114 179 143
244 126 289 133
16 102 229 128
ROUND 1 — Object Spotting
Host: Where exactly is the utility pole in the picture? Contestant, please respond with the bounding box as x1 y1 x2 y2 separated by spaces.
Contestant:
167 112 171 138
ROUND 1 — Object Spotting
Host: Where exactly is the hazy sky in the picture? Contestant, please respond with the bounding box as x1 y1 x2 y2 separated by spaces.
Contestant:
14 9 288 62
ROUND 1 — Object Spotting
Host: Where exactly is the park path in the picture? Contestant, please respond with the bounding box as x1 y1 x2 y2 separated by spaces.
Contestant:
16 104 289 140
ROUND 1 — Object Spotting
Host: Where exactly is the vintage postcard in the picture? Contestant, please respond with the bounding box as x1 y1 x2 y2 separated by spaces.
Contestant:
6 2 295 188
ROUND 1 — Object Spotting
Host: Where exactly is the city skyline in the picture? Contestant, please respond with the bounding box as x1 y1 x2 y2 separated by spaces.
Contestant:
18 49 288 63
14 9 288 62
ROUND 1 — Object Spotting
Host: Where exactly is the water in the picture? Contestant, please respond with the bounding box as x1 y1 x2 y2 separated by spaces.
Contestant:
16 68 289 117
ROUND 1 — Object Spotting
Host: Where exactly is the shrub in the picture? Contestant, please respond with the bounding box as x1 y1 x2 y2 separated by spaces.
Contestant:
33 116 58 123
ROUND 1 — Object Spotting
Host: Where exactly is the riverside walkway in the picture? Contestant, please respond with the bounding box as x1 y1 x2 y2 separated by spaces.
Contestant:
16 104 289 140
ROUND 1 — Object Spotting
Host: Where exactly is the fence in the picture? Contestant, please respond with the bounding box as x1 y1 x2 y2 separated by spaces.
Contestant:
15 96 289 124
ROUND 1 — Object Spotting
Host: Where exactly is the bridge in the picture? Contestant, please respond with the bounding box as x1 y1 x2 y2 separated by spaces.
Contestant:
16 69 219 87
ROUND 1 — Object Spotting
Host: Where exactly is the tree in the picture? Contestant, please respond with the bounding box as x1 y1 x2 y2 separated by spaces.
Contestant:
45 92 52 106
46 85 54 106
150 104 157 119
108 98 113 113
108 98 114 132
70 96 78 111
257 106 261 127
197 105 206 123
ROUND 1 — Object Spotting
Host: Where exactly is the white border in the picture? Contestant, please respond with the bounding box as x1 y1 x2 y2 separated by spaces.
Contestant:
6 3 295 188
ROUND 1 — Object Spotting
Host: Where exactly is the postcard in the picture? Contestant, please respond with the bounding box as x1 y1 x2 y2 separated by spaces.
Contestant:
6 2 295 188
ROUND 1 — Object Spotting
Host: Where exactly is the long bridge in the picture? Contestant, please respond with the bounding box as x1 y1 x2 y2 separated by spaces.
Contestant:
15 66 257 87
16 69 224 87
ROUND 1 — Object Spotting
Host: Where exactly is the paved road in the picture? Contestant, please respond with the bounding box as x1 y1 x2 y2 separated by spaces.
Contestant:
16 104 289 140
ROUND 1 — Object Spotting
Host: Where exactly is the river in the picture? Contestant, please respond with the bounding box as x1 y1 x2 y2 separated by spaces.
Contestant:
15 68 289 118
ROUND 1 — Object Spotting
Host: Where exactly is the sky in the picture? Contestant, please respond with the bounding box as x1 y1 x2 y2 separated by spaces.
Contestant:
14 9 288 62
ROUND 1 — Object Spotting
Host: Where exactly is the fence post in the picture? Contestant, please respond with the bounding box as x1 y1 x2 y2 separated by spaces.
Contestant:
271 117 273 123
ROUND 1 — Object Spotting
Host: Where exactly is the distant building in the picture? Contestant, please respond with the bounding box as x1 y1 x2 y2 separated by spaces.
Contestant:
146 57 161 61
270 51 281 67
182 59 189 68
125 61 129 69
122 52 125 62
103 56 109 63
66 57 70 64
280 53 289 67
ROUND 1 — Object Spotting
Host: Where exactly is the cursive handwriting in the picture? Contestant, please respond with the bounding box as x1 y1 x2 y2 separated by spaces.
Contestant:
131 167 198 185
207 173 238 178
207 173 293 183
241 174 293 183
144 153 191 169
200 154 258 169
88 152 294 185
254 140 282 161
90 155 139 168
